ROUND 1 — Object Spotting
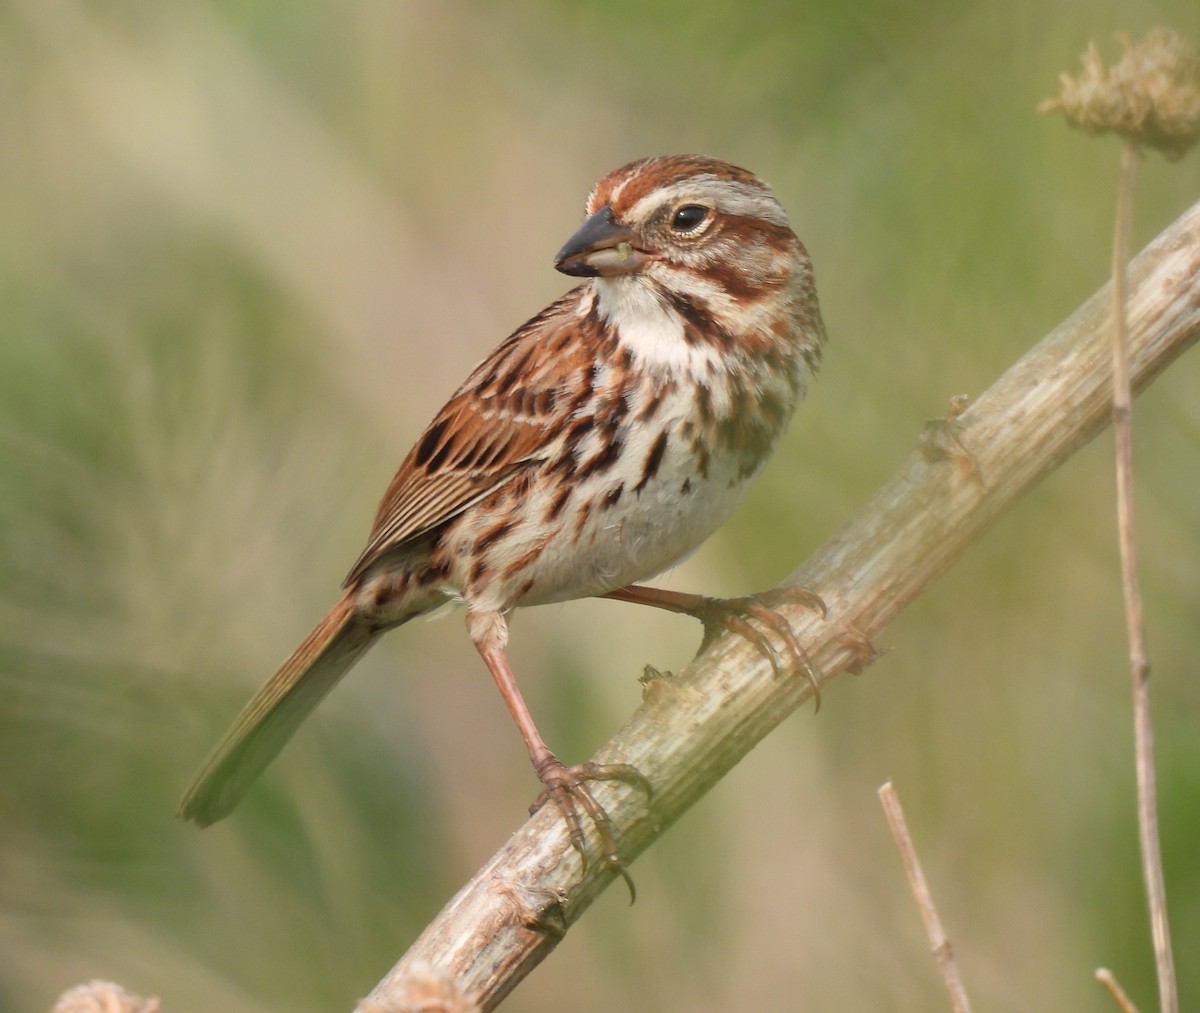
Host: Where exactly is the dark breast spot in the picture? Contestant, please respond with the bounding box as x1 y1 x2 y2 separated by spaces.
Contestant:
634 431 668 493
577 433 623 478
473 518 515 554
544 484 571 522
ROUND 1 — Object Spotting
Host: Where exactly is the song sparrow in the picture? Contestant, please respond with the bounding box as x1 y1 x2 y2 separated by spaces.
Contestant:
178 154 827 883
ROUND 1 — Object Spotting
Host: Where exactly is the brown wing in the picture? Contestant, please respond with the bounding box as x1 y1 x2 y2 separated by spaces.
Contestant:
343 289 592 586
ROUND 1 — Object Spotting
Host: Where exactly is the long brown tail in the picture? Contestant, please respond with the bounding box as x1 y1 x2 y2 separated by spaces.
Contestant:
177 592 383 826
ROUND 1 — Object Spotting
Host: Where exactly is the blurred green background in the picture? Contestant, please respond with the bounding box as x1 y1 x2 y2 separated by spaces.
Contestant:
2 1 1198 1010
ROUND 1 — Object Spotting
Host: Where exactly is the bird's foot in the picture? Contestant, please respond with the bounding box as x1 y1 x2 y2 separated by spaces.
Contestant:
681 586 827 709
530 756 652 904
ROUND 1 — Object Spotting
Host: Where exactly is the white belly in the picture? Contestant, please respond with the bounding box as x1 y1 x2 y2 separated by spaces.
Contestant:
486 421 760 609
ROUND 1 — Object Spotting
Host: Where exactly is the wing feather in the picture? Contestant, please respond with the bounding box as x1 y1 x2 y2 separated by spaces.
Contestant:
343 289 595 585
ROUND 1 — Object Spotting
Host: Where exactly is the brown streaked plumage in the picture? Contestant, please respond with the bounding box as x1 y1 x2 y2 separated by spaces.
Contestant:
178 154 827 884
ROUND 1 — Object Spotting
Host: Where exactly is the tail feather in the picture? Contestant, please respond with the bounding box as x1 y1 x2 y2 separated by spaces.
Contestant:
177 593 382 826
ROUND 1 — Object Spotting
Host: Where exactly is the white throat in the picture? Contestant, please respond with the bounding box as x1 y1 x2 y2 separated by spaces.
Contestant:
592 277 721 377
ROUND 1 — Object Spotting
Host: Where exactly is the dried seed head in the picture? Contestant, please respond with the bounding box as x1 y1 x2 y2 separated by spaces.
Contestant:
1039 28 1200 159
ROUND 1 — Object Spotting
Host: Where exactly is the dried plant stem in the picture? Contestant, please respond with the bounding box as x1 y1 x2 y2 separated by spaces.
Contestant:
1110 141 1177 1013
878 782 973 1013
355 200 1200 1012
1097 967 1144 1013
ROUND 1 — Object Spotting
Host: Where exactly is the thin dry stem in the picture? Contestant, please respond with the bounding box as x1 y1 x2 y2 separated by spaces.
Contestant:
1097 967 1144 1013
356 201 1200 1012
878 782 973 1013
1110 140 1177 1013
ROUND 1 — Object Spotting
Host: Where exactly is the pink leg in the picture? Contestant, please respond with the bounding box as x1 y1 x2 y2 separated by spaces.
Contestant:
603 584 826 709
469 610 649 900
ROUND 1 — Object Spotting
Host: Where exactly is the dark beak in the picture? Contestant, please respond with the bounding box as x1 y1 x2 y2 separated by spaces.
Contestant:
554 205 644 277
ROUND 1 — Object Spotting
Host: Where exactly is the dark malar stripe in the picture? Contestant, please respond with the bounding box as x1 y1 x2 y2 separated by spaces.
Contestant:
662 288 734 347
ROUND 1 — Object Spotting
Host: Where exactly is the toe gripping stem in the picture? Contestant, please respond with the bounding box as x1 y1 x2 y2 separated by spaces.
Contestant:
532 755 652 904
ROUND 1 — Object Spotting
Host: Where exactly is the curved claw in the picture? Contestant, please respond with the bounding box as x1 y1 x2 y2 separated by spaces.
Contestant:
693 588 826 711
531 758 651 904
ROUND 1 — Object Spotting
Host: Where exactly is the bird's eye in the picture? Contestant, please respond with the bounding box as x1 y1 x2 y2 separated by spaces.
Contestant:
670 204 711 234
